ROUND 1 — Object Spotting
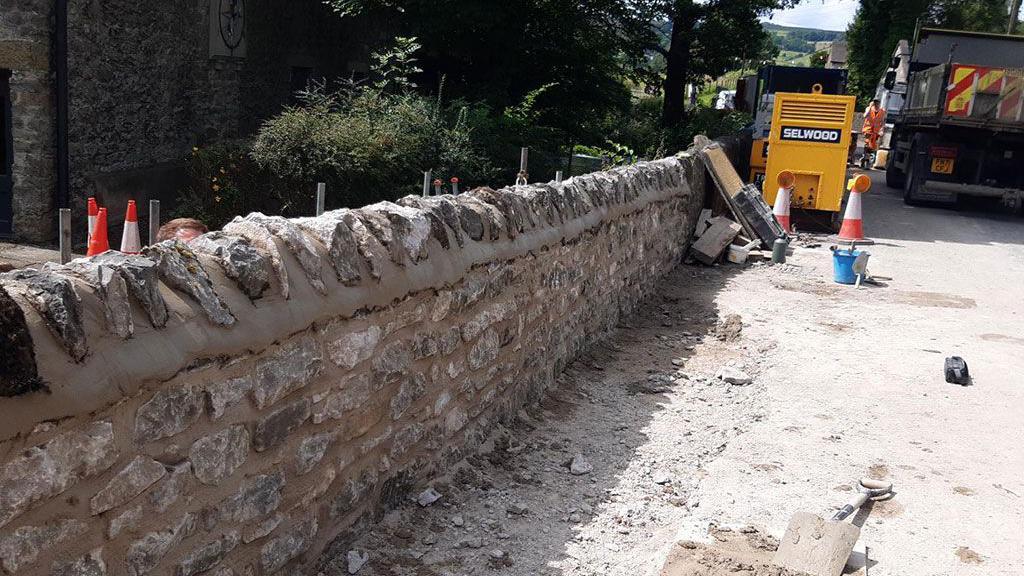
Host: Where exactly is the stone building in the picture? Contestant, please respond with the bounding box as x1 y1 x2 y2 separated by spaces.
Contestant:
0 0 375 243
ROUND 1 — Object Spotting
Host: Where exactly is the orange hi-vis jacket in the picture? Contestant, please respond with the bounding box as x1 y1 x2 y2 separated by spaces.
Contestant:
863 105 885 136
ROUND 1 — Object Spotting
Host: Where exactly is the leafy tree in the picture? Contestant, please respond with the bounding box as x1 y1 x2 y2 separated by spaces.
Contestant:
632 0 798 127
810 49 828 68
847 0 1016 104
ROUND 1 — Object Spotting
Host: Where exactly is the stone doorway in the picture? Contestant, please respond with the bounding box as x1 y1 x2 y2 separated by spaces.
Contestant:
0 70 12 238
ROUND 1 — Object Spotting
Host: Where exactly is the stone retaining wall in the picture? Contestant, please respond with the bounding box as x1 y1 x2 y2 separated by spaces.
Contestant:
0 142 734 576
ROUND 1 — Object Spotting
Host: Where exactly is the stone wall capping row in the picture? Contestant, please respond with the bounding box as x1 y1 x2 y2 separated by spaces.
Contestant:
0 152 700 440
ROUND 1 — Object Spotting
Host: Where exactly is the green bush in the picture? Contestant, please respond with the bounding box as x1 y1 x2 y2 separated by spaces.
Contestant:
173 141 297 230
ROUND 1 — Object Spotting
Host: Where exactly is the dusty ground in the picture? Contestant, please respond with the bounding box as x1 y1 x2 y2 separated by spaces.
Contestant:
319 171 1024 576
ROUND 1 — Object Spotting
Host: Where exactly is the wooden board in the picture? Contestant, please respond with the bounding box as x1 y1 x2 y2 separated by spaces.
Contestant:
691 217 741 265
773 512 861 576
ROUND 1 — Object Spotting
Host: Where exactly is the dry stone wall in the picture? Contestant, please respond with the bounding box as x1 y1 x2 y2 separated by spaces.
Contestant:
0 143 732 576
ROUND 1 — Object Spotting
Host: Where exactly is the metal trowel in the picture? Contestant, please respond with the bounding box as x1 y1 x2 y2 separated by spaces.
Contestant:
773 478 894 576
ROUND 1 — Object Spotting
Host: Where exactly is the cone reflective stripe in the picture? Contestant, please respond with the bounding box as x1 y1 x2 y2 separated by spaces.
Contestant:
835 174 872 242
120 200 142 254
87 197 98 243
87 207 110 256
773 170 795 233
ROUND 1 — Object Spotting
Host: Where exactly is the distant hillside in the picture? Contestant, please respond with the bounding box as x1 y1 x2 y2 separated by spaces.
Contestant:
764 23 846 65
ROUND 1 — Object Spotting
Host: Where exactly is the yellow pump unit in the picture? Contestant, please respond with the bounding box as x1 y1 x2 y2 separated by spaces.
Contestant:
764 86 856 224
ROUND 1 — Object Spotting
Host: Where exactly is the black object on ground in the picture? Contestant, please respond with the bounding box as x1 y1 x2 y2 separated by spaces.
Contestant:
945 356 971 385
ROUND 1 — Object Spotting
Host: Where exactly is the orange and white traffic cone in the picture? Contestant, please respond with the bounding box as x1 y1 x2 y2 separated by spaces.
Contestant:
773 170 795 233
87 208 111 257
120 200 142 254
832 174 874 244
87 197 98 244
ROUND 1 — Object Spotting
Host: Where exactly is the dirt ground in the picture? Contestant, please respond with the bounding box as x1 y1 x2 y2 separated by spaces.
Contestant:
319 171 1024 576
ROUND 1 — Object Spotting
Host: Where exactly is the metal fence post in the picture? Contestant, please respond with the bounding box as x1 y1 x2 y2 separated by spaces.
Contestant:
450 177 460 195
516 147 529 185
422 170 432 197
555 170 563 183
58 209 72 264
148 200 160 246
315 182 326 216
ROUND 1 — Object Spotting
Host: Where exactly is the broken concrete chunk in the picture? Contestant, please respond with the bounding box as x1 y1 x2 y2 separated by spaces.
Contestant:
716 366 752 385
90 455 167 515
0 421 117 529
3 268 87 361
143 242 235 327
416 487 442 507
190 232 271 299
295 215 363 286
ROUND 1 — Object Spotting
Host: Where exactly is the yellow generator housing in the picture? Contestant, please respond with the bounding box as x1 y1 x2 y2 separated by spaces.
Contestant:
764 90 856 216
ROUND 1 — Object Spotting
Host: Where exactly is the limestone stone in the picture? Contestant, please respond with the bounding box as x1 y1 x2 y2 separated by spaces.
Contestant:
134 386 204 444
337 211 389 280
242 513 283 544
126 513 195 576
390 423 426 459
390 374 427 420
296 432 334 475
329 469 378 520
253 399 311 452
108 504 143 539
91 253 169 328
295 215 363 286
90 456 167 515
205 377 253 420
189 233 271 299
0 518 88 573
218 472 285 524
313 373 373 425
176 532 239 576
4 268 87 361
189 425 250 485
259 516 318 573
468 329 501 370
325 325 381 369
461 300 515 341
223 213 326 297
52 549 106 576
371 339 412 386
66 259 134 339
143 242 235 327
0 421 117 528
253 334 322 409
149 462 192 514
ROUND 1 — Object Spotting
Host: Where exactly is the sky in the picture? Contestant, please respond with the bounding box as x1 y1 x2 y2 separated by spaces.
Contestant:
761 0 860 32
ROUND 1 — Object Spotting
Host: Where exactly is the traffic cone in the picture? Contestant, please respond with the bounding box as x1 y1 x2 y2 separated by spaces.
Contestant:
120 200 142 254
832 174 874 244
87 208 110 256
87 197 98 244
773 170 794 233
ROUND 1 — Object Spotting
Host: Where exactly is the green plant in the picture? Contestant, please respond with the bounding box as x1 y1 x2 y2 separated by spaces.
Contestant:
371 37 423 93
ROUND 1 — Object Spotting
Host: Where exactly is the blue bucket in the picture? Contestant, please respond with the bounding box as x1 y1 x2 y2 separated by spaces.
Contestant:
832 248 862 285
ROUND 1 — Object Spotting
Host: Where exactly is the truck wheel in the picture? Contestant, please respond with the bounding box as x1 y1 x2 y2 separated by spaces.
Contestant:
885 154 905 189
903 144 923 206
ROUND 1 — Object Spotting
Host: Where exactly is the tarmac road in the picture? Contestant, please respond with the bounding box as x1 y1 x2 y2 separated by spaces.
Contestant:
678 168 1024 575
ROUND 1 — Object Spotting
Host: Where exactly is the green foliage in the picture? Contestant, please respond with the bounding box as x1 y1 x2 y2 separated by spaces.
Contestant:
847 0 1018 104
370 37 423 92
174 142 294 230
810 49 828 68
251 85 497 206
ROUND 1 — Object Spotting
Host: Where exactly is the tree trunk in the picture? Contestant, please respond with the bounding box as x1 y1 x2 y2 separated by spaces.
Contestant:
662 1 698 128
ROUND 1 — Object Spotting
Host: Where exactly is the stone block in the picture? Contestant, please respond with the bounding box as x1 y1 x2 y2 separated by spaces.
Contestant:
253 399 311 452
325 324 381 369
260 516 318 573
313 374 373 424
218 472 285 524
0 421 117 528
253 335 322 409
371 340 412 387
52 549 106 576
468 329 501 370
134 386 204 444
189 425 250 485
90 456 167 515
205 376 253 420
0 518 88 573
126 514 195 576
108 504 143 539
295 432 334 475
390 374 427 421
176 532 239 576
149 462 192 514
